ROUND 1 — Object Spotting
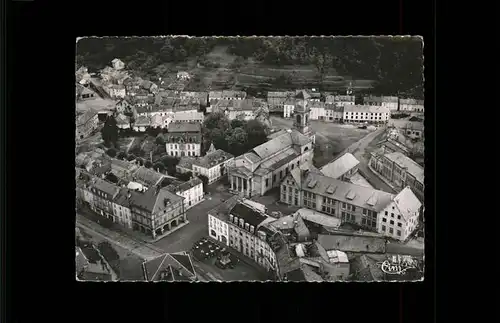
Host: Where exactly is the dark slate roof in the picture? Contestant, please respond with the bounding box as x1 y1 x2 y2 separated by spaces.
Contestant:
170 253 195 277
285 268 307 281
131 186 183 214
167 123 201 133
142 252 196 281
230 203 268 228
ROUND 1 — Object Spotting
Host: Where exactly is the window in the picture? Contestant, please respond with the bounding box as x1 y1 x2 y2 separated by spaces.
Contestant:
351 206 356 212
390 220 394 225
397 222 402 227
397 230 401 236
382 225 386 231
397 215 401 220
391 213 394 217
389 228 393 234
273 174 276 182
362 209 367 215
280 170 283 179
382 218 387 223
265 178 269 187
342 203 346 209
385 211 388 215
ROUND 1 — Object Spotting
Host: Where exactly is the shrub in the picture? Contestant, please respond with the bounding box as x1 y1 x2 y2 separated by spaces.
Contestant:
127 154 136 161
117 151 127 160
145 160 153 168
106 148 117 158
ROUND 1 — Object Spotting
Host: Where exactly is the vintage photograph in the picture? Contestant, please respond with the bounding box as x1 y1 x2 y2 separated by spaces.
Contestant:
75 36 425 282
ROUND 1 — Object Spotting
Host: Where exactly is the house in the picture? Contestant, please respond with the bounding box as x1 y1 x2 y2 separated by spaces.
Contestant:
176 71 191 81
363 96 399 111
399 98 424 113
76 245 115 281
164 177 204 210
173 110 204 123
142 252 196 281
320 152 360 181
268 212 311 243
208 197 281 274
151 114 169 129
208 91 246 106
225 99 257 121
226 123 314 198
283 90 312 118
109 158 140 180
165 123 202 157
191 144 234 184
131 167 165 188
369 151 424 202
377 138 411 156
324 103 344 122
129 185 186 239
105 84 126 99
116 114 131 130
86 178 120 221
77 86 97 101
308 101 326 120
112 187 135 229
402 121 424 139
111 58 125 71
132 116 151 132
267 91 295 111
115 98 133 114
180 91 208 107
343 105 390 124
76 109 99 140
325 95 356 106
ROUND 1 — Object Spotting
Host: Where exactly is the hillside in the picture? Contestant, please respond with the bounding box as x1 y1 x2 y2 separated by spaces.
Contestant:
76 36 424 98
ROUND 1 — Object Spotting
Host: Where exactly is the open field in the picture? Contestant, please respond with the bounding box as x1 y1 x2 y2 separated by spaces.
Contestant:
76 98 116 113
270 116 372 168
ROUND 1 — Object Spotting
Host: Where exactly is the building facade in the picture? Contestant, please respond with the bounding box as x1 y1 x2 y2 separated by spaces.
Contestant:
76 110 99 140
192 144 234 184
226 124 314 198
369 151 424 202
165 177 204 210
112 188 134 229
343 105 390 124
165 123 202 157
399 98 424 113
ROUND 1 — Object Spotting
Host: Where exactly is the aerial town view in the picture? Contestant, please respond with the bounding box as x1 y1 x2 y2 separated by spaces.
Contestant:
75 36 425 282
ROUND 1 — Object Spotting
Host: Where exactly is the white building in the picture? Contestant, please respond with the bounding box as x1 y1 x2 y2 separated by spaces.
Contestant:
111 58 125 71
173 110 204 123
363 96 399 111
324 104 344 122
377 187 421 241
165 123 202 157
309 101 326 120
164 177 204 210
343 105 390 123
105 84 126 99
399 98 424 113
226 99 257 121
191 144 234 184
283 98 295 118
325 95 356 107
177 71 191 80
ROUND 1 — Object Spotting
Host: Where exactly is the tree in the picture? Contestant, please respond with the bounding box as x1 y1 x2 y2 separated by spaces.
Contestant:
245 120 268 151
101 116 119 147
145 160 153 168
227 127 248 156
155 133 165 145
106 148 117 158
136 157 144 166
230 119 246 129
127 154 136 161
176 172 193 182
153 162 165 173
117 151 127 160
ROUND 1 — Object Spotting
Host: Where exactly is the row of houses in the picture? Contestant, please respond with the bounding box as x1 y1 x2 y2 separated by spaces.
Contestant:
76 153 204 239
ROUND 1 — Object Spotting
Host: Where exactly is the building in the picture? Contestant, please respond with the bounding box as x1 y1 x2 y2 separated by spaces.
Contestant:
115 98 133 114
191 144 234 184
320 152 360 181
324 103 344 122
131 166 165 188
226 126 313 198
401 121 424 139
343 105 390 124
363 96 399 111
176 71 191 81
309 101 326 120
77 86 97 101
87 178 120 221
76 245 115 281
105 84 126 99
129 185 186 239
165 123 202 157
164 177 204 210
179 91 209 107
111 58 125 71
112 187 135 229
142 252 196 281
369 151 424 202
76 109 99 140
399 98 424 113
280 166 422 241
208 197 280 274
132 116 151 132
283 98 296 118
325 95 355 107
376 187 421 241
267 91 294 112
225 99 258 121
116 113 131 130
173 110 204 123
209 90 246 106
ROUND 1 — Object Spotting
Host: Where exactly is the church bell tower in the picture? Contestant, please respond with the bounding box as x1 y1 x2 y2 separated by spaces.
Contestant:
293 90 315 144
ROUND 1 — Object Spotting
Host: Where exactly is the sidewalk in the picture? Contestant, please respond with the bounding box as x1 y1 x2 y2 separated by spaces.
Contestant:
77 214 162 261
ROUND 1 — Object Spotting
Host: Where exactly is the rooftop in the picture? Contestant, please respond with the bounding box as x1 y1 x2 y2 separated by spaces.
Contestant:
131 186 183 214
92 178 119 197
230 203 269 228
165 177 203 194
132 167 165 187
317 233 386 253
294 208 341 228
142 252 196 281
344 105 391 114
177 157 196 170
251 129 310 161
290 170 396 212
320 153 360 179
384 152 424 183
192 149 234 169
393 187 422 222
167 122 201 133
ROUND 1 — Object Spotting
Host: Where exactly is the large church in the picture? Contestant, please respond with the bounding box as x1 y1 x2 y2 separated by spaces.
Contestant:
227 90 315 197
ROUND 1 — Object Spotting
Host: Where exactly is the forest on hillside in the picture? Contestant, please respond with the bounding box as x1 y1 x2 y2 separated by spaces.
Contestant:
76 37 424 98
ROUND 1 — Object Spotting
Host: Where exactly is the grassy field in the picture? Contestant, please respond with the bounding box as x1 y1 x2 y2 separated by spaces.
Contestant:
270 116 372 168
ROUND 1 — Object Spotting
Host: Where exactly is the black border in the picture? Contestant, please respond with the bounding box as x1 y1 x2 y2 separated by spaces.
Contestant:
4 1 442 322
